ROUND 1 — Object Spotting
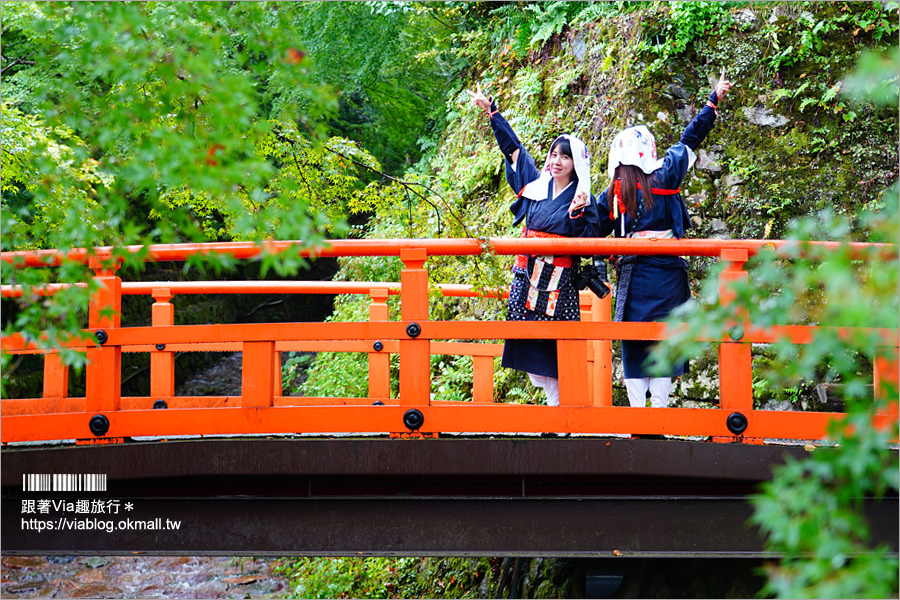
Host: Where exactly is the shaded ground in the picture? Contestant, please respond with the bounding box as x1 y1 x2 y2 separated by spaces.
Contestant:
175 352 313 397
1 556 289 599
2 353 314 599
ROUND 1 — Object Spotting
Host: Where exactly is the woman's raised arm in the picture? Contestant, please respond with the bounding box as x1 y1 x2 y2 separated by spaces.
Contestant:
679 68 734 150
467 86 520 165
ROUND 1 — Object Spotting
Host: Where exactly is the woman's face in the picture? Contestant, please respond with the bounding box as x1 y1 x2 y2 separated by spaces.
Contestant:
548 147 574 182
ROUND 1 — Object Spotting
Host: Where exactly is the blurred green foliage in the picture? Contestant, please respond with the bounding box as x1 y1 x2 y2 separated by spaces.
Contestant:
274 556 488 599
649 42 899 598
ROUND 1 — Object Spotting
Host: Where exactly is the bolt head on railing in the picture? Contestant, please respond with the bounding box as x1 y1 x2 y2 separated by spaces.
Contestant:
89 414 110 437
728 325 744 341
372 400 384 406
153 400 168 410
95 330 108 345
403 408 424 431
726 412 748 435
406 323 421 338
373 341 384 352
155 343 166 351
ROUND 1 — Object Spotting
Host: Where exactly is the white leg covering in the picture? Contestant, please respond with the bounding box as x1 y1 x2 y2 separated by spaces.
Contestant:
625 378 650 407
543 377 560 407
528 373 544 389
528 373 560 407
648 377 674 408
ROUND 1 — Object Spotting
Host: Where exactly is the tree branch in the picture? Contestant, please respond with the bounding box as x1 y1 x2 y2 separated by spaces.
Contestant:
0 54 36 75
321 144 475 239
270 127 324 205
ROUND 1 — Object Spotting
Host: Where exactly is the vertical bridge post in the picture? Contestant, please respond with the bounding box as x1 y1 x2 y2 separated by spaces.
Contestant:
593 291 614 406
42 352 69 401
587 291 613 406
558 289 590 406
718 249 752 414
86 255 121 414
874 345 899 418
368 288 391 400
150 288 175 402
399 249 430 407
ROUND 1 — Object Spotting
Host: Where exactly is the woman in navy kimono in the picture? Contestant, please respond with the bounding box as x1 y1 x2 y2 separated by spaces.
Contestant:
599 69 734 408
468 87 603 406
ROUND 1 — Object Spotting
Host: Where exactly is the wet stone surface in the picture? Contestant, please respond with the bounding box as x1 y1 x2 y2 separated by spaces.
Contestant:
1 556 289 599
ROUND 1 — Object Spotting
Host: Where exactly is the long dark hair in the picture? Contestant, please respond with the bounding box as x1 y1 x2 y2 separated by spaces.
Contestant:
550 137 577 184
608 164 654 219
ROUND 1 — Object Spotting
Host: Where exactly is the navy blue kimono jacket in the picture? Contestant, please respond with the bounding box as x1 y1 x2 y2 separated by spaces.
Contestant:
489 105 602 378
594 91 721 378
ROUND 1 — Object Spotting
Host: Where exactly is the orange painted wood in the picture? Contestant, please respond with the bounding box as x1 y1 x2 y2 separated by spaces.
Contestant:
399 249 430 406
241 341 275 408
274 351 283 397
2 238 898 446
431 342 503 357
368 288 391 399
6 321 896 353
85 271 121 413
718 250 753 411
150 288 175 398
578 291 596 405
473 355 495 403
591 293 613 407
5 238 895 268
2 398 86 416
123 340 500 357
1 405 869 444
558 340 590 406
275 397 386 406
42 352 69 399
719 342 753 411
2 281 503 300
874 346 899 412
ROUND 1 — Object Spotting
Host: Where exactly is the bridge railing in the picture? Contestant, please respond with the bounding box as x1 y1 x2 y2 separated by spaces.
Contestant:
1 238 897 444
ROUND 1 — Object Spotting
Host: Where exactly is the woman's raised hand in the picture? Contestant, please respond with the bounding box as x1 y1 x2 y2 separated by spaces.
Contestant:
715 67 734 101
465 84 492 115
568 190 588 218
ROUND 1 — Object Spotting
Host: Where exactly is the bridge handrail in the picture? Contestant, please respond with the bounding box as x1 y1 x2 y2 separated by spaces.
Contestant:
1 239 897 444
0 281 505 298
2 237 896 268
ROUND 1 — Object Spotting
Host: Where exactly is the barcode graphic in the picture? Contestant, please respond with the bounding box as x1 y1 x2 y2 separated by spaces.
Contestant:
23 474 107 492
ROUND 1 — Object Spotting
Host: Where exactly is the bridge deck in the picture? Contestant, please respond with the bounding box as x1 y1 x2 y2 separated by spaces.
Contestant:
3 437 897 556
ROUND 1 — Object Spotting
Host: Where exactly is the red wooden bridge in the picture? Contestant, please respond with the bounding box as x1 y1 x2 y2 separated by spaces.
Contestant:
1 237 897 559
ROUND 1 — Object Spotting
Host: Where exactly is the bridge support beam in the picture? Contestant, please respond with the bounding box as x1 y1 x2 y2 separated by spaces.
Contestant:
150 288 175 401
588 292 613 407
368 288 391 400
242 342 276 408
3 438 897 555
399 248 430 408
718 249 752 415
86 259 121 415
42 352 69 400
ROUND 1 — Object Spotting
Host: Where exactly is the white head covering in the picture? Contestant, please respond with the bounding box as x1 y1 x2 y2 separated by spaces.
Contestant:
519 134 591 203
607 125 665 180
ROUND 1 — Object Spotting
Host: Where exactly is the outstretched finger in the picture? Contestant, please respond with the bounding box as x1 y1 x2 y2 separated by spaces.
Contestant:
720 66 726 83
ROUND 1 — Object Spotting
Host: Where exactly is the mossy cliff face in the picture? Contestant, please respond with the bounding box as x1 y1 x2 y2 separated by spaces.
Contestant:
445 2 897 241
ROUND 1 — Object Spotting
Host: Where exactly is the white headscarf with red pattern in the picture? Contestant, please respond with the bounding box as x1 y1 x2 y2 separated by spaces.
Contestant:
607 125 665 180
520 134 591 203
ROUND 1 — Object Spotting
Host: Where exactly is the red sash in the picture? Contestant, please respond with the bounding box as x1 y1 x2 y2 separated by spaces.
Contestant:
513 228 572 270
609 180 680 220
